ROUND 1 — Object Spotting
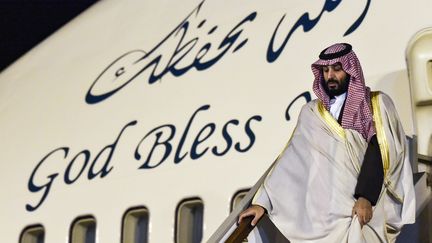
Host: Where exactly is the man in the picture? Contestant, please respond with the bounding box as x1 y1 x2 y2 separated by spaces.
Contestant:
238 43 415 242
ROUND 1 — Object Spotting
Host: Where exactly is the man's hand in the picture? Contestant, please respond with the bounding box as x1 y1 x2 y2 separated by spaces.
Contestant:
238 205 265 226
352 197 373 227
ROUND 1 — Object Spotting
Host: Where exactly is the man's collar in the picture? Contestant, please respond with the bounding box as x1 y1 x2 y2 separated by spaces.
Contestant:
333 92 347 101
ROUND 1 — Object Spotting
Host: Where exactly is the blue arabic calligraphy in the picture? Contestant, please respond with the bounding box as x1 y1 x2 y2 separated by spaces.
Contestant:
86 1 256 104
267 0 371 62
85 0 370 104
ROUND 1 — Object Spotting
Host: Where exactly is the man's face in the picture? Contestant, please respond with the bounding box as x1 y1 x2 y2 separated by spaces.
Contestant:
322 63 349 96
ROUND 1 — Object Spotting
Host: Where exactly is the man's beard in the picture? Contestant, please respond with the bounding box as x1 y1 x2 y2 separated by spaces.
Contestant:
323 75 350 97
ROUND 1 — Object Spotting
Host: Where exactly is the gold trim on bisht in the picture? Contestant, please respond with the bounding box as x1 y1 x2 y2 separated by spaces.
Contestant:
318 101 346 139
371 91 390 178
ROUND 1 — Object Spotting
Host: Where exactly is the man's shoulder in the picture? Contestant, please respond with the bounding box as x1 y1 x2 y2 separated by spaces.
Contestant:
372 90 392 100
294 99 320 120
371 91 396 107
371 91 402 119
299 99 319 113
306 99 319 107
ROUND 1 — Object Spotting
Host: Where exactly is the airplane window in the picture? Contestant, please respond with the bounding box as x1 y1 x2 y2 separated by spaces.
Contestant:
122 207 149 243
230 189 250 212
20 225 44 243
70 216 96 243
175 198 204 243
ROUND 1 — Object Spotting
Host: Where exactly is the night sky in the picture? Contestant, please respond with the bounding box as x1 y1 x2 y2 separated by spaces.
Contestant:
0 0 97 72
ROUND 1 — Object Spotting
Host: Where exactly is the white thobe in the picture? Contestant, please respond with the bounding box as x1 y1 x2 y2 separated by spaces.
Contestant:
329 92 346 120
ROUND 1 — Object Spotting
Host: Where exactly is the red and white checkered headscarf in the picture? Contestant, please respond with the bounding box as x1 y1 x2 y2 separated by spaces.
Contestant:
311 43 375 141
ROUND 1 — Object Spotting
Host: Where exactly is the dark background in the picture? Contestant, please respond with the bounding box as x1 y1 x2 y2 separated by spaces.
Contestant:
0 0 97 72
